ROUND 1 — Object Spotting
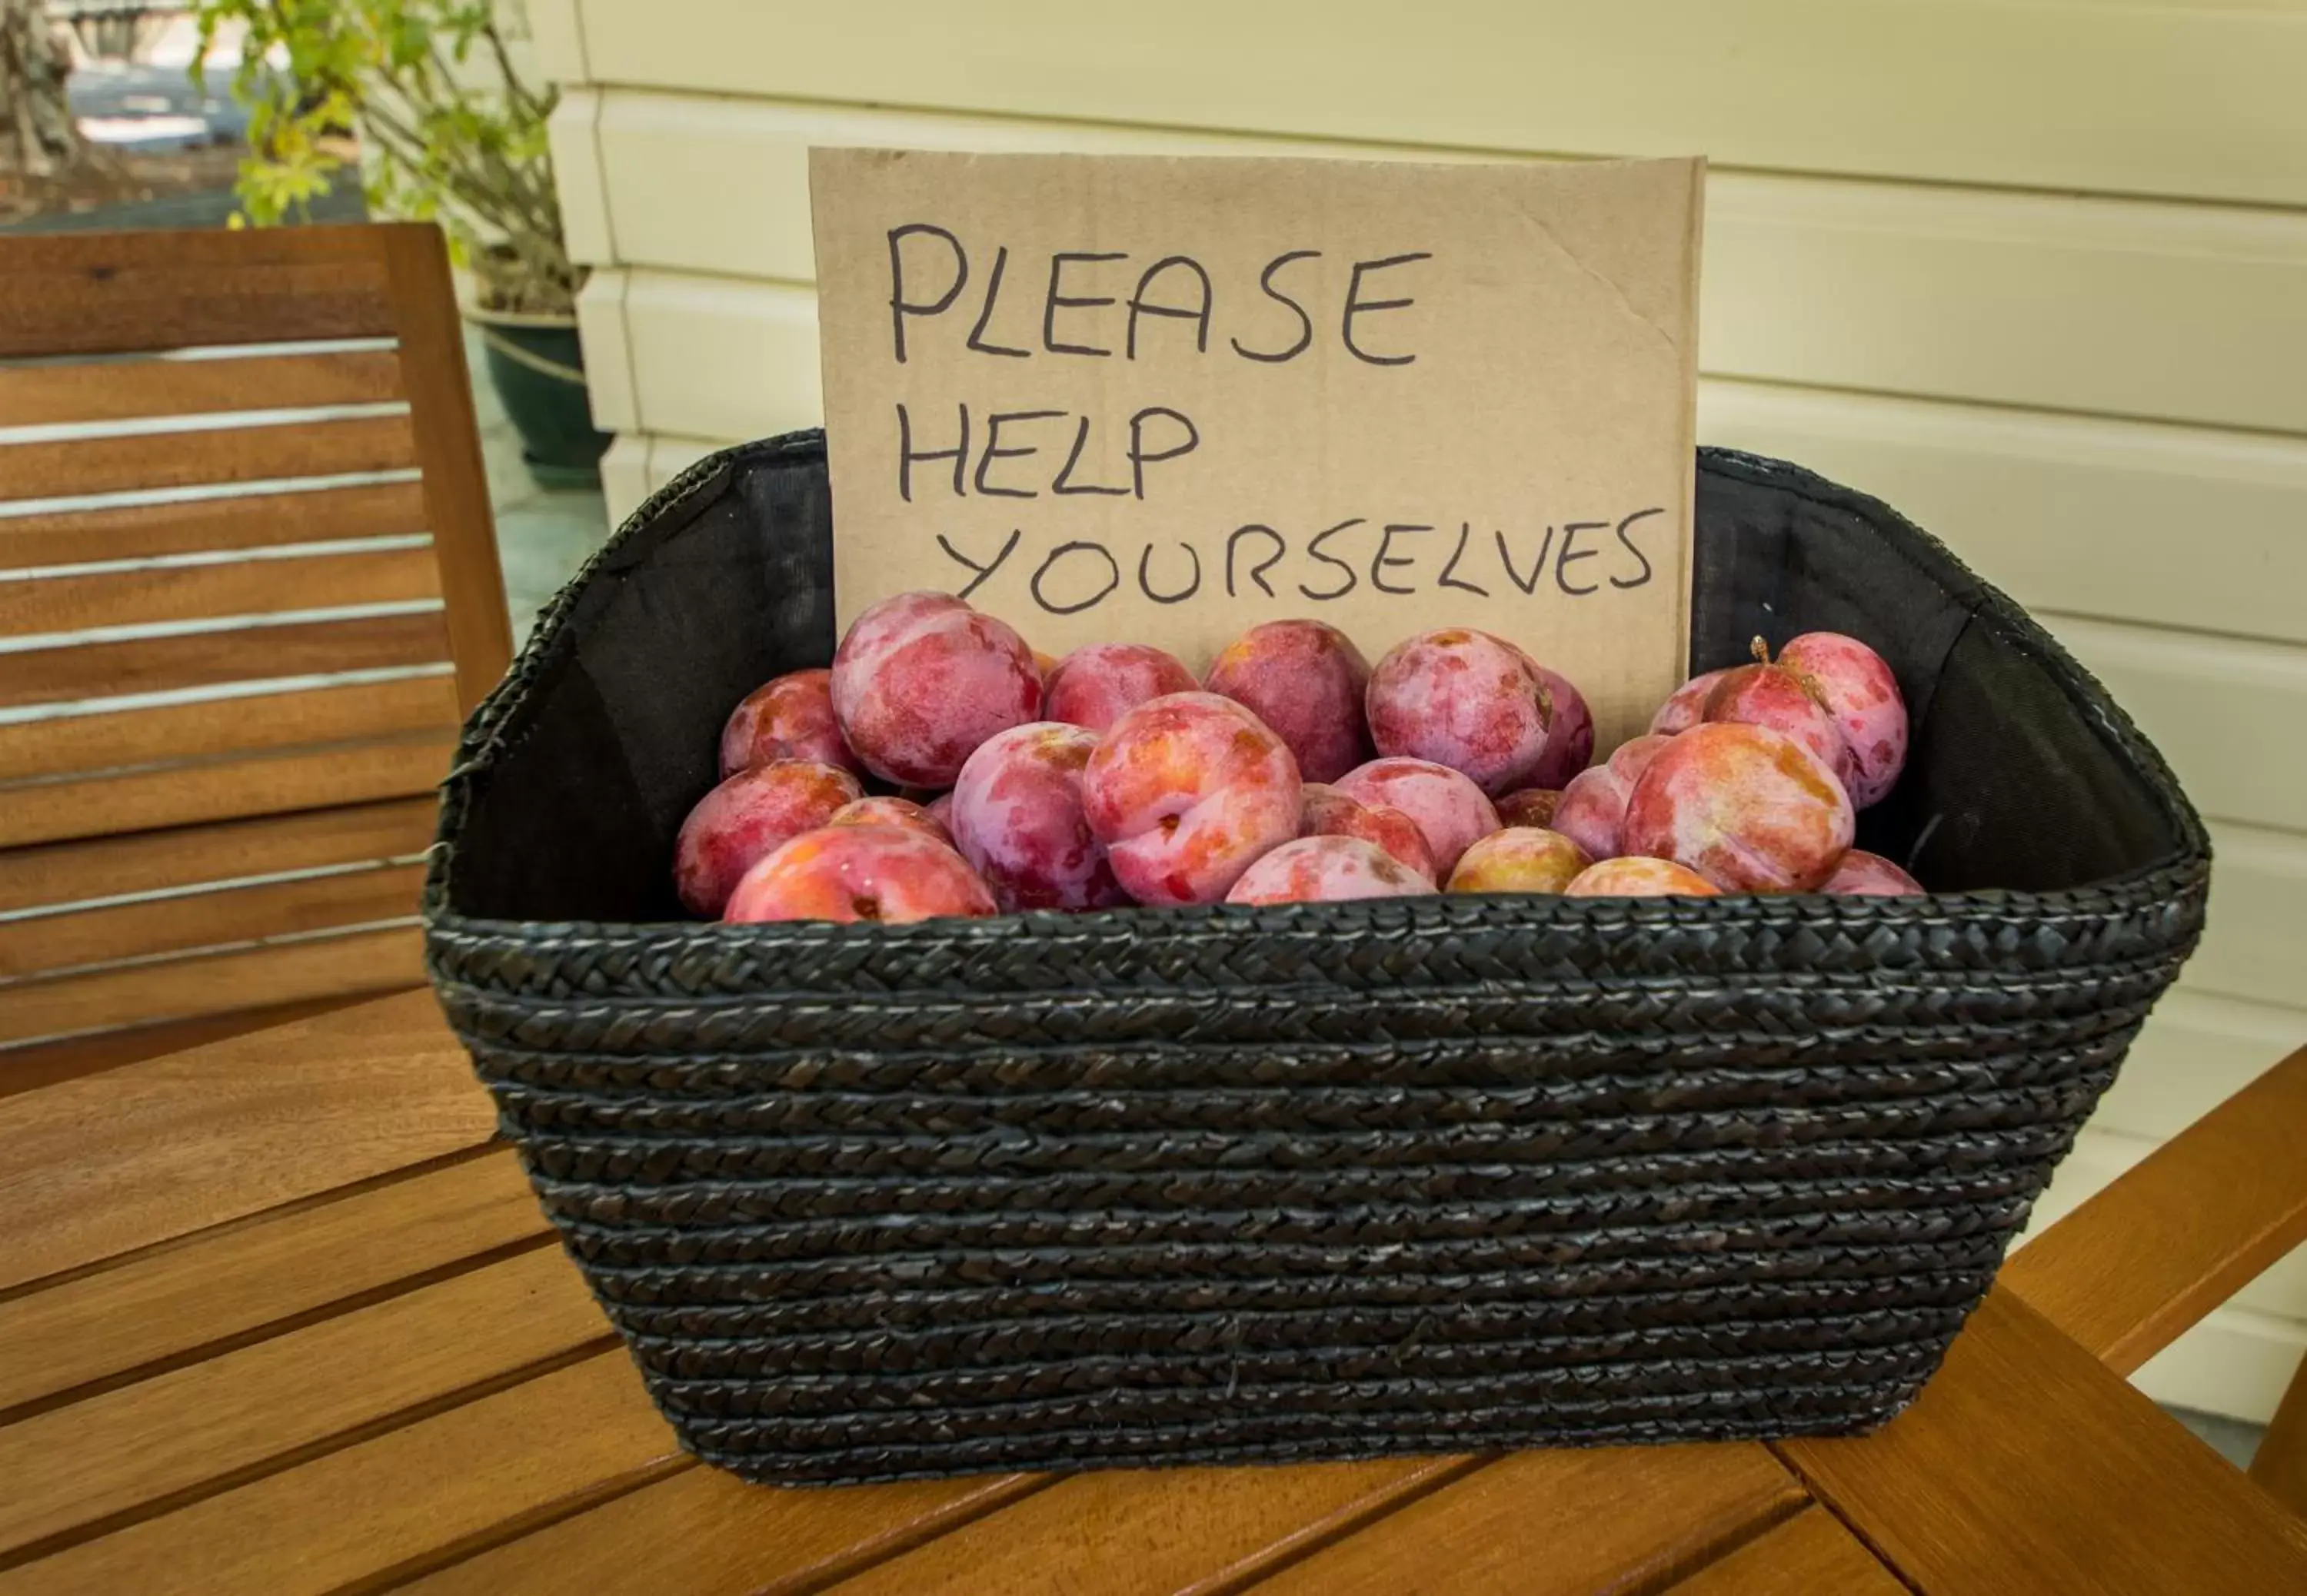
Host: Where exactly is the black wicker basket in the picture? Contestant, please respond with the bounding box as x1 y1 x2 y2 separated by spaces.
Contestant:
424 433 2208 1485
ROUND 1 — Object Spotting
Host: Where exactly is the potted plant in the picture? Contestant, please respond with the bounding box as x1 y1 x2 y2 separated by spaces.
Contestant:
195 0 610 484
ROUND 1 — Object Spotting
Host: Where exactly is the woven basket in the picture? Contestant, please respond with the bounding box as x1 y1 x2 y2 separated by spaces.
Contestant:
424 433 2208 1485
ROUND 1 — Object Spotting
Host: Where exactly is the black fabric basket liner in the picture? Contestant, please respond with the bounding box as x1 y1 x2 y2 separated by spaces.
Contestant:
424 434 2208 1485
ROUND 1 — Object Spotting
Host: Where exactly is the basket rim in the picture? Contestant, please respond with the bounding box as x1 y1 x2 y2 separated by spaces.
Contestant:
423 435 2212 951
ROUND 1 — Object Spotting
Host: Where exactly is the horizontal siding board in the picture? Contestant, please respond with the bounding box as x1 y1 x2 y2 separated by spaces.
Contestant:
1698 381 2307 648
611 271 817 442
560 0 2307 208
598 434 652 527
595 357 2307 652
560 92 2307 432
573 269 637 434
2040 617 2307 835
2189 822 2307 1012
2092 989 2307 1148
549 86 616 266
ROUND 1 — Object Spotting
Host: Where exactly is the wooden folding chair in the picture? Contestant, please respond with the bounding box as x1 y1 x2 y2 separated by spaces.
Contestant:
0 223 510 1092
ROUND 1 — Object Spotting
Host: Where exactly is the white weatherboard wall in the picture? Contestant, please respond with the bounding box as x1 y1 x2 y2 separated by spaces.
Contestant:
532 0 2307 1421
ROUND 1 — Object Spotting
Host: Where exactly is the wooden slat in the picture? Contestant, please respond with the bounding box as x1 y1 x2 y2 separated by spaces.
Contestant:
0 229 394 359
0 923 427 1049
1244 1448 1803 1596
0 996 367 1100
0 796 438 914
0 988 491 1289
0 1355 678 1596
2019 1129 2307 1328
0 861 428 981
0 730 455 849
0 674 459 782
0 610 456 710
0 348 404 427
378 224 513 713
1776 1289 2307 1594
2002 1046 2307 1375
0 1245 609 1562
406 1461 1043 1596
2253 1362 2307 1518
0 480 430 571
0 545 441 637
1660 1506 1905 1594
829 1456 1477 1596
0 414 417 503
0 1147 542 1415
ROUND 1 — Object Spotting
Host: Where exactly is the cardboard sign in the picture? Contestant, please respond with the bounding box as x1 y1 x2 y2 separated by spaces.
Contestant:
809 148 1703 750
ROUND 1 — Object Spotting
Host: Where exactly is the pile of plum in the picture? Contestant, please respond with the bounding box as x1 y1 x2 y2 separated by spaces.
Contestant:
674 592 1916 924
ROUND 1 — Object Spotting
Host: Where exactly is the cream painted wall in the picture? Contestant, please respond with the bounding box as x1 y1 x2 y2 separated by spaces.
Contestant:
531 0 2307 1421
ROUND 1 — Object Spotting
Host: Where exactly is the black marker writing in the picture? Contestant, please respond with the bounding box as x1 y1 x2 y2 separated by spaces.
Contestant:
935 528 1020 599
1030 540 1123 613
1342 252 1432 367
887 224 967 364
1043 251 1125 356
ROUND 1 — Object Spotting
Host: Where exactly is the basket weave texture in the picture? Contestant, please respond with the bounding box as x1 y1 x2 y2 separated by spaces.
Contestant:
425 435 2209 1484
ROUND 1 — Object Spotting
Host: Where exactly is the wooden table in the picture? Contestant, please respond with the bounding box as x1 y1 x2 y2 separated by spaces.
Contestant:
4 993 2305 1594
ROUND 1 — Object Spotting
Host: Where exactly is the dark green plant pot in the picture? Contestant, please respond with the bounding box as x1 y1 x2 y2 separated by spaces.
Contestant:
468 310 614 490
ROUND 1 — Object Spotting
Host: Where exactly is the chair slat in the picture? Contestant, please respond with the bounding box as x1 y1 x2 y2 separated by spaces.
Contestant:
0 676 460 783
0 545 441 637
0 923 426 1049
0 732 456 849
0 480 430 570
0 348 405 427
0 1147 541 1415
0 862 428 982
0 414 417 503
0 989 488 1290
0 611 454 710
0 796 437 914
2002 1045 2307 1373
0 233 395 359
